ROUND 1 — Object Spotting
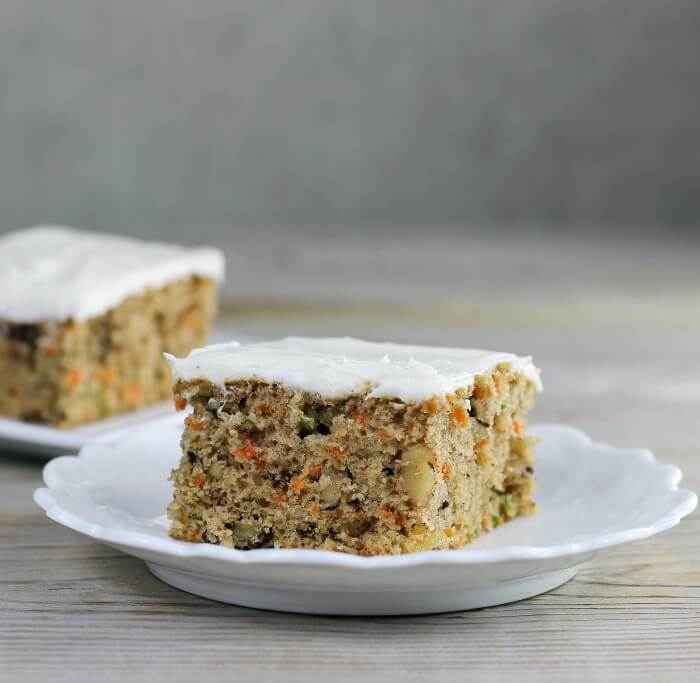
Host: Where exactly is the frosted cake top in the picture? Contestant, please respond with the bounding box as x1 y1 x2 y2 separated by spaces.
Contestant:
0 226 225 322
166 336 542 402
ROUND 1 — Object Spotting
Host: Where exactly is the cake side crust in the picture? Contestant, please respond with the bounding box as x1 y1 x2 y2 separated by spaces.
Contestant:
0 275 218 427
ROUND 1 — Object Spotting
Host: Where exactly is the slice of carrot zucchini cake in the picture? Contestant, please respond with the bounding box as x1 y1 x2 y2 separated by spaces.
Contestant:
166 337 541 555
0 226 224 427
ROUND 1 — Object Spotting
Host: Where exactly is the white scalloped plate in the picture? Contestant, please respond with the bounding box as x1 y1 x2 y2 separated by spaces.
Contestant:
33 418 696 615
0 403 175 457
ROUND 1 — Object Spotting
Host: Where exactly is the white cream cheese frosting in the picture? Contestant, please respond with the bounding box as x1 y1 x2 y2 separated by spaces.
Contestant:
166 336 542 402
0 226 225 322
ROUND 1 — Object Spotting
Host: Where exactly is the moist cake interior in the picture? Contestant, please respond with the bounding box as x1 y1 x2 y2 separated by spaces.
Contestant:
168 360 538 556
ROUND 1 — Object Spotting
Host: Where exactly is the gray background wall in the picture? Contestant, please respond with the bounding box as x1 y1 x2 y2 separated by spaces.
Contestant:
1 0 699 238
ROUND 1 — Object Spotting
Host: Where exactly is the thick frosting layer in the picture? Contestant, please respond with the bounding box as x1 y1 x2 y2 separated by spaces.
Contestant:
0 226 225 322
166 336 542 402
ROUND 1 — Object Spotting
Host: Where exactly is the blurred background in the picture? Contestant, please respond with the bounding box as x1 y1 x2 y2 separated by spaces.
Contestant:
1 1 699 234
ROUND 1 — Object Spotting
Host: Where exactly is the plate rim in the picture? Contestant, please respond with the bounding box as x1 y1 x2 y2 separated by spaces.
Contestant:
33 422 698 570
0 402 175 456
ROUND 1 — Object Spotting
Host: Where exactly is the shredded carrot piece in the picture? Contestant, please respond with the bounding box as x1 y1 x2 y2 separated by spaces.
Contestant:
258 403 273 416
423 396 440 414
175 398 188 411
185 415 206 431
354 413 367 427
122 382 142 405
66 368 82 388
445 528 456 538
330 447 345 463
232 440 257 460
309 501 320 519
377 429 391 441
291 476 305 494
476 437 491 449
273 489 287 505
309 463 323 480
451 406 469 427
230 440 266 468
192 473 206 488
378 509 405 528
441 462 454 480
512 419 522 434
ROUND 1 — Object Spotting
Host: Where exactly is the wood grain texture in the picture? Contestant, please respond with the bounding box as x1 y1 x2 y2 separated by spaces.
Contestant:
1 238 699 682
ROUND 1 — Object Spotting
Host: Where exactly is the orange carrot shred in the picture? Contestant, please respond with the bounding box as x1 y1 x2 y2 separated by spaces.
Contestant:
122 382 142 405
192 473 206 488
451 406 469 427
310 502 320 518
378 509 405 528
355 413 367 427
66 369 82 388
175 398 188 411
291 476 305 494
232 440 257 460
330 447 345 463
185 415 206 431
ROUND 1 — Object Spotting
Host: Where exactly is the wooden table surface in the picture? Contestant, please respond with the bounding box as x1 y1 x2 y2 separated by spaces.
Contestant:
1 235 699 682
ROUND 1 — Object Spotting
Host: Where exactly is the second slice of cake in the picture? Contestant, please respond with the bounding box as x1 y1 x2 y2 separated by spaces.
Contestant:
166 337 541 555
0 226 224 427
